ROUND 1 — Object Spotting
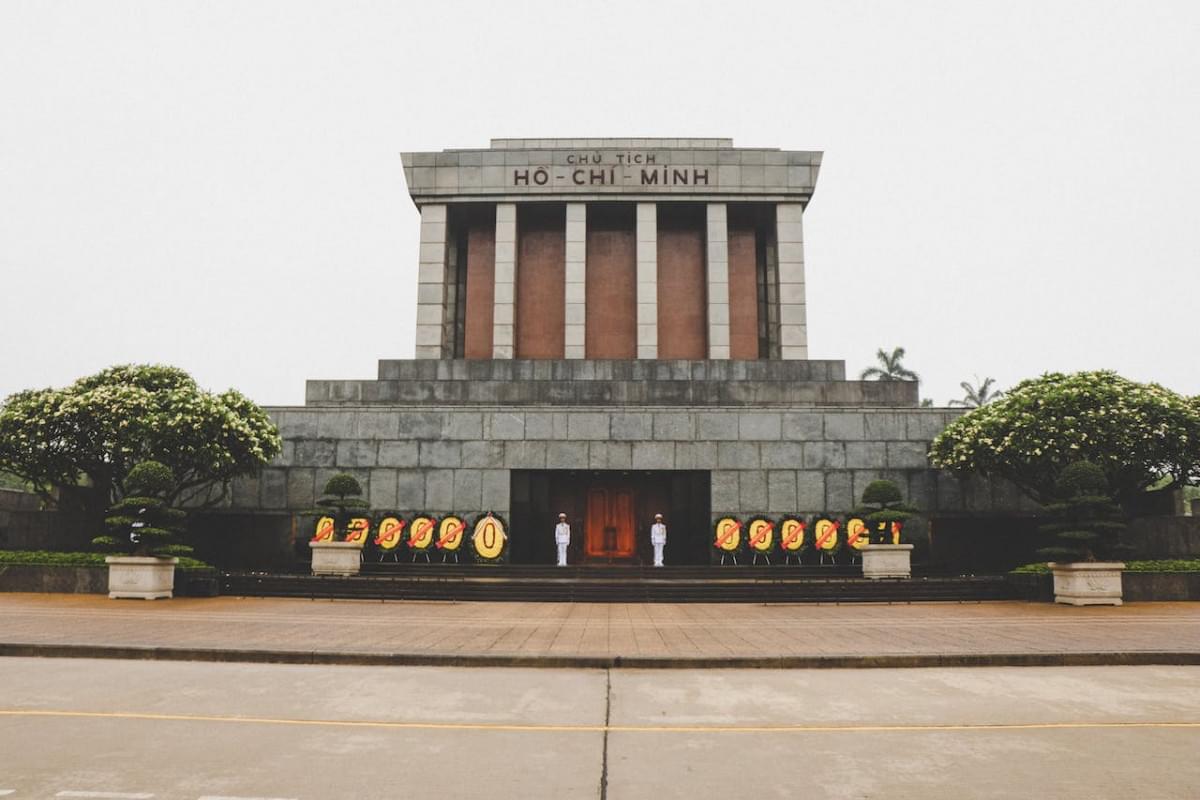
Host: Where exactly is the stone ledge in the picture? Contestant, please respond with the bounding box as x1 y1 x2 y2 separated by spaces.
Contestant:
377 359 847 382
3 641 1197 671
308 376 917 408
0 565 218 596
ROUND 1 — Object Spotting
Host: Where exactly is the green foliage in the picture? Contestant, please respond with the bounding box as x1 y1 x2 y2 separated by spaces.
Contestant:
860 347 919 382
0 549 212 571
1036 461 1127 563
0 364 282 513
948 376 1003 408
861 480 903 505
322 473 363 500
929 371 1200 503
124 461 175 497
853 479 917 543
1012 558 1200 574
1009 562 1052 574
1125 558 1200 573
96 461 191 557
1056 460 1107 498
0 471 30 491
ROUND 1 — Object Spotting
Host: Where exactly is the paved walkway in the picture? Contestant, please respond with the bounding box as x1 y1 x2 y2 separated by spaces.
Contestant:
1 593 1198 667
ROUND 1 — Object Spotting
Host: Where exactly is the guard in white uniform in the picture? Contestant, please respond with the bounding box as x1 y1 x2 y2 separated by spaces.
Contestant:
554 512 571 567
650 513 667 567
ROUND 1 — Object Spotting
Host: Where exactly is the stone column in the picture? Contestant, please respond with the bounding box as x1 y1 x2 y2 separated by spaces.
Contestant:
776 203 808 359
706 203 730 359
636 202 658 359
492 203 517 359
415 203 448 359
564 203 587 359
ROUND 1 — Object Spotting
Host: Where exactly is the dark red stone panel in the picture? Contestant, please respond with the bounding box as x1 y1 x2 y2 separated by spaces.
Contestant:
656 205 707 359
585 203 637 359
515 204 566 359
727 224 760 359
463 213 497 359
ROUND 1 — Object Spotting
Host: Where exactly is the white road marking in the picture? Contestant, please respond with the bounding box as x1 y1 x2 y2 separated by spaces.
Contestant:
198 796 298 800
0 791 16 796
56 792 154 799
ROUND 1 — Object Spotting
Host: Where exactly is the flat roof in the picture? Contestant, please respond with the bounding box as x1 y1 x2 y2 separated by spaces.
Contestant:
401 138 822 207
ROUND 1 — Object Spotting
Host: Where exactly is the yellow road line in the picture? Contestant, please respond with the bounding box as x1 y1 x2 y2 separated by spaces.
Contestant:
1 709 1198 734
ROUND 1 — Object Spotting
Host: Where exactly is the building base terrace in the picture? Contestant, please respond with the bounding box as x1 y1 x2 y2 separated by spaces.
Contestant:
221 358 1039 574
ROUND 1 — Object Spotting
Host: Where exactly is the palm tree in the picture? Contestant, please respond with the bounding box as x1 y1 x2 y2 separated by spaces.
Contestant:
860 347 919 381
949 376 1002 408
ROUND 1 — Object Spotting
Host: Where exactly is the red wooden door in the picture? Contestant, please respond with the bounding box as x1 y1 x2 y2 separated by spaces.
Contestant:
585 487 635 560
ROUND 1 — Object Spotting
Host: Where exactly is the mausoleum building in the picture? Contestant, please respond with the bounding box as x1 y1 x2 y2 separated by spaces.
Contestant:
231 138 1026 567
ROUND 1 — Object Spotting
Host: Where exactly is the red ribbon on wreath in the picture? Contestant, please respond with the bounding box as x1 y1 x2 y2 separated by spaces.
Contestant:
815 520 840 550
780 520 806 550
749 520 774 549
435 519 465 549
715 519 742 548
408 517 435 549
846 526 863 549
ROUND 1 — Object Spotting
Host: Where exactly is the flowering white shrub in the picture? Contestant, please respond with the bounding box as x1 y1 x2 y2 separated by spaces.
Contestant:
0 364 281 510
928 371 1200 502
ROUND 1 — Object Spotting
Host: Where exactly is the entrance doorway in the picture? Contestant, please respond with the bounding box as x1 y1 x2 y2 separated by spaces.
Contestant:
509 470 711 565
585 483 635 561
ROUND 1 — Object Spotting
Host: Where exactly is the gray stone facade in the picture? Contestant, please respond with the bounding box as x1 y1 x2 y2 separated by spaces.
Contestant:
231 359 1035 526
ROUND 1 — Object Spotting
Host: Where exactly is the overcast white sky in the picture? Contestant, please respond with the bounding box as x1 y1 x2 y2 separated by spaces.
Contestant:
2 0 1197 407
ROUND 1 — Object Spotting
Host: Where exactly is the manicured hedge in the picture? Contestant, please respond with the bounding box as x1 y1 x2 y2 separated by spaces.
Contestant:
1125 559 1200 573
0 550 213 572
1012 558 1200 575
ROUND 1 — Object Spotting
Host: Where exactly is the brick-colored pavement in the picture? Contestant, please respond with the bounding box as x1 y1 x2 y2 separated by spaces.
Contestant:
1 593 1198 663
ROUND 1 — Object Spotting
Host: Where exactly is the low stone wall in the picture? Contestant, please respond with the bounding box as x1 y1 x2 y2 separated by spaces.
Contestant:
1125 517 1200 558
0 564 108 593
1006 571 1200 602
0 565 219 597
0 489 93 552
1123 572 1200 602
0 488 40 512
190 511 298 573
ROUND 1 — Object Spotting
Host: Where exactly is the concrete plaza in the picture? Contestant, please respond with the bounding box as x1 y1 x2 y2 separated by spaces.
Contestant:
1 594 1198 667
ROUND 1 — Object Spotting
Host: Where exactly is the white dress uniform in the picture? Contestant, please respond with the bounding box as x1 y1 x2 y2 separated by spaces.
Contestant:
650 520 667 567
555 521 571 566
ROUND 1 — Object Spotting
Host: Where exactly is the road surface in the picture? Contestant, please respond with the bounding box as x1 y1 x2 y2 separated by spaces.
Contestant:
0 658 1197 798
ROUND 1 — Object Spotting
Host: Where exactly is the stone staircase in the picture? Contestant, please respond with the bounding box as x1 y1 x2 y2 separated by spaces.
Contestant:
222 564 1010 603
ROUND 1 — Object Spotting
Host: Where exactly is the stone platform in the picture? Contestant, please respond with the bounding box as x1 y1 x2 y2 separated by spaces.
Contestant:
223 564 1010 603
306 359 916 407
233 359 1023 525
2 594 1197 669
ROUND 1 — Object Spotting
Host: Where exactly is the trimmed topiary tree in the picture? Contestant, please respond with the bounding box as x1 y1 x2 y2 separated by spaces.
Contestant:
314 473 369 540
854 479 917 544
1037 461 1128 563
95 461 190 557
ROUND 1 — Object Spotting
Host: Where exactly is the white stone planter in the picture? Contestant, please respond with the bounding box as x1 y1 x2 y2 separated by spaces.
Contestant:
861 544 913 579
309 540 363 576
106 556 178 600
1049 562 1125 606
